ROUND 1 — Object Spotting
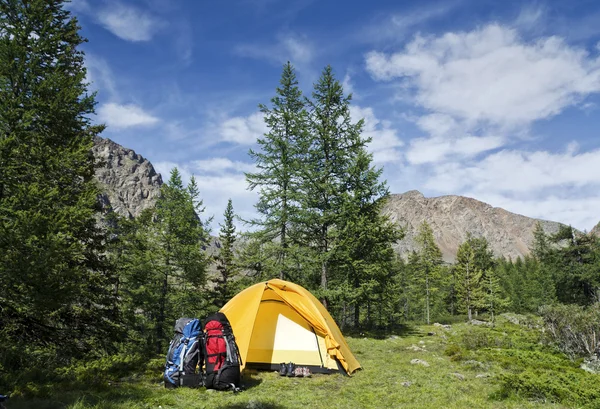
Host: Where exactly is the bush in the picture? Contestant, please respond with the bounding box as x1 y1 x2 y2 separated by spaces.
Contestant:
499 368 600 407
444 343 465 361
540 303 600 358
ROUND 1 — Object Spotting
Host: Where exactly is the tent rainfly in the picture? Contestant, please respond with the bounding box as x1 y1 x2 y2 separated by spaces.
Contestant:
220 279 361 375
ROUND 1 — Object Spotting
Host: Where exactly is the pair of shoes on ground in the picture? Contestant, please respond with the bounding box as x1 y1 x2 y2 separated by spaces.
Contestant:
278 362 311 377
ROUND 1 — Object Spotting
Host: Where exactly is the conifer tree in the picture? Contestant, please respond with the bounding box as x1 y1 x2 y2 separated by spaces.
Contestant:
127 169 210 353
414 221 443 324
455 239 483 320
246 62 306 280
0 0 116 358
211 199 239 308
479 268 509 325
300 65 375 307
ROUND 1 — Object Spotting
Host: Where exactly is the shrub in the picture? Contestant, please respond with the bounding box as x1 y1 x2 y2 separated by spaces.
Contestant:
540 303 600 358
499 368 600 407
444 343 465 361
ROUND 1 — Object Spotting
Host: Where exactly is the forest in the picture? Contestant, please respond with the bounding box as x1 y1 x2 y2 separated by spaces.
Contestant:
0 0 599 406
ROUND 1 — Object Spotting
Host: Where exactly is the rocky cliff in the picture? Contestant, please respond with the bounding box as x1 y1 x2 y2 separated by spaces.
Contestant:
382 190 565 262
591 222 600 237
92 136 163 219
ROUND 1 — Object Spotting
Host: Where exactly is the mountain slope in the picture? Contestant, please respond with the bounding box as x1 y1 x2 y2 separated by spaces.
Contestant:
382 190 565 262
92 136 163 219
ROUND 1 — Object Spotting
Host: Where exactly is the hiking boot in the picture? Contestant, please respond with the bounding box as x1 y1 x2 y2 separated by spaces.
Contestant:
278 362 287 376
302 367 312 377
294 367 304 377
286 362 295 377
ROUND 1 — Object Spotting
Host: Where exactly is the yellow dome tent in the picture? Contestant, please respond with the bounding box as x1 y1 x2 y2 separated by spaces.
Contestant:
220 279 361 375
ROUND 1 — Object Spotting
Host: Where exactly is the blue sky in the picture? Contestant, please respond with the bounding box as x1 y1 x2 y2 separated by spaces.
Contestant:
68 0 600 232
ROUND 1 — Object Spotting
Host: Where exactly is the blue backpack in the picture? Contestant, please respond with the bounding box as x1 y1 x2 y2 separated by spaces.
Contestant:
164 318 203 388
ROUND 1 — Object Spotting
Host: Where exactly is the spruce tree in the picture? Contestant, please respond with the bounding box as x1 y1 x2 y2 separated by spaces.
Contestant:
0 0 116 359
246 62 306 280
211 199 239 308
414 221 443 324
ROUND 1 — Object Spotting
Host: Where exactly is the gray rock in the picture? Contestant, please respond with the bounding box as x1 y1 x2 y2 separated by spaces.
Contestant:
382 190 566 262
406 344 426 352
581 356 600 374
469 319 490 326
476 373 491 378
463 360 486 369
92 136 162 219
410 359 430 367
449 372 466 380
401 381 413 387
433 323 451 330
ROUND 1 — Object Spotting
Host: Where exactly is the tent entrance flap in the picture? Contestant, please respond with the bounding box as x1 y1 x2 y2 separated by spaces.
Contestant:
247 297 329 368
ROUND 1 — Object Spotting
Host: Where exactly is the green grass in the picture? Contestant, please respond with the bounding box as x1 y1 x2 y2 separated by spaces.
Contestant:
7 316 598 409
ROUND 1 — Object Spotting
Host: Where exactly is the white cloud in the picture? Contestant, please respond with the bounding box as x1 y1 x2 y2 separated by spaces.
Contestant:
97 3 161 42
350 106 404 164
407 135 504 165
219 112 267 145
98 103 160 129
85 55 117 100
192 158 256 174
358 2 460 45
515 4 546 30
235 34 313 66
366 24 600 127
425 147 600 195
65 0 90 13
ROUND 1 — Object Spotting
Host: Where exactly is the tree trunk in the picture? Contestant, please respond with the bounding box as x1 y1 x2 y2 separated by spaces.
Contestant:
425 272 430 325
321 259 328 309
157 272 168 354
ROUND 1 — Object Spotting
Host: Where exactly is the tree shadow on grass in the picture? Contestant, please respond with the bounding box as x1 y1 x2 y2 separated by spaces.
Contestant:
344 324 421 339
221 403 285 409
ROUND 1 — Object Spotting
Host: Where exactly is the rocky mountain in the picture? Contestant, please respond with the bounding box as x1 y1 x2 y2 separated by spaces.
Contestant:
382 190 565 262
92 138 570 262
92 136 163 219
591 222 600 237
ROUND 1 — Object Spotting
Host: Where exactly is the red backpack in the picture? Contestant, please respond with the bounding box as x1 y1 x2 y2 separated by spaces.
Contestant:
203 312 242 391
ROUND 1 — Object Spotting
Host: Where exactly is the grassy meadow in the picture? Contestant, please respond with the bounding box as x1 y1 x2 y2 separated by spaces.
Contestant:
6 315 599 409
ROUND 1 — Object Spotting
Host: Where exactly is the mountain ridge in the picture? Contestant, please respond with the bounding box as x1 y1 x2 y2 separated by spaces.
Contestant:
93 137 587 261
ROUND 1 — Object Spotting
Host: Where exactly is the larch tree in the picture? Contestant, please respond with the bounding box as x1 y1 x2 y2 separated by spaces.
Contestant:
455 239 483 321
414 221 443 324
300 65 370 308
246 62 306 281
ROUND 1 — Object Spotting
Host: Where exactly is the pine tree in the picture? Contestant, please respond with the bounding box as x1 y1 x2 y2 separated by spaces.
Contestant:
414 221 443 324
455 239 483 321
211 199 239 308
0 0 117 359
246 62 306 280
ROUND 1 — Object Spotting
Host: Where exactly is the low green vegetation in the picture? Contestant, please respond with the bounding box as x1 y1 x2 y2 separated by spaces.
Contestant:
6 316 599 409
